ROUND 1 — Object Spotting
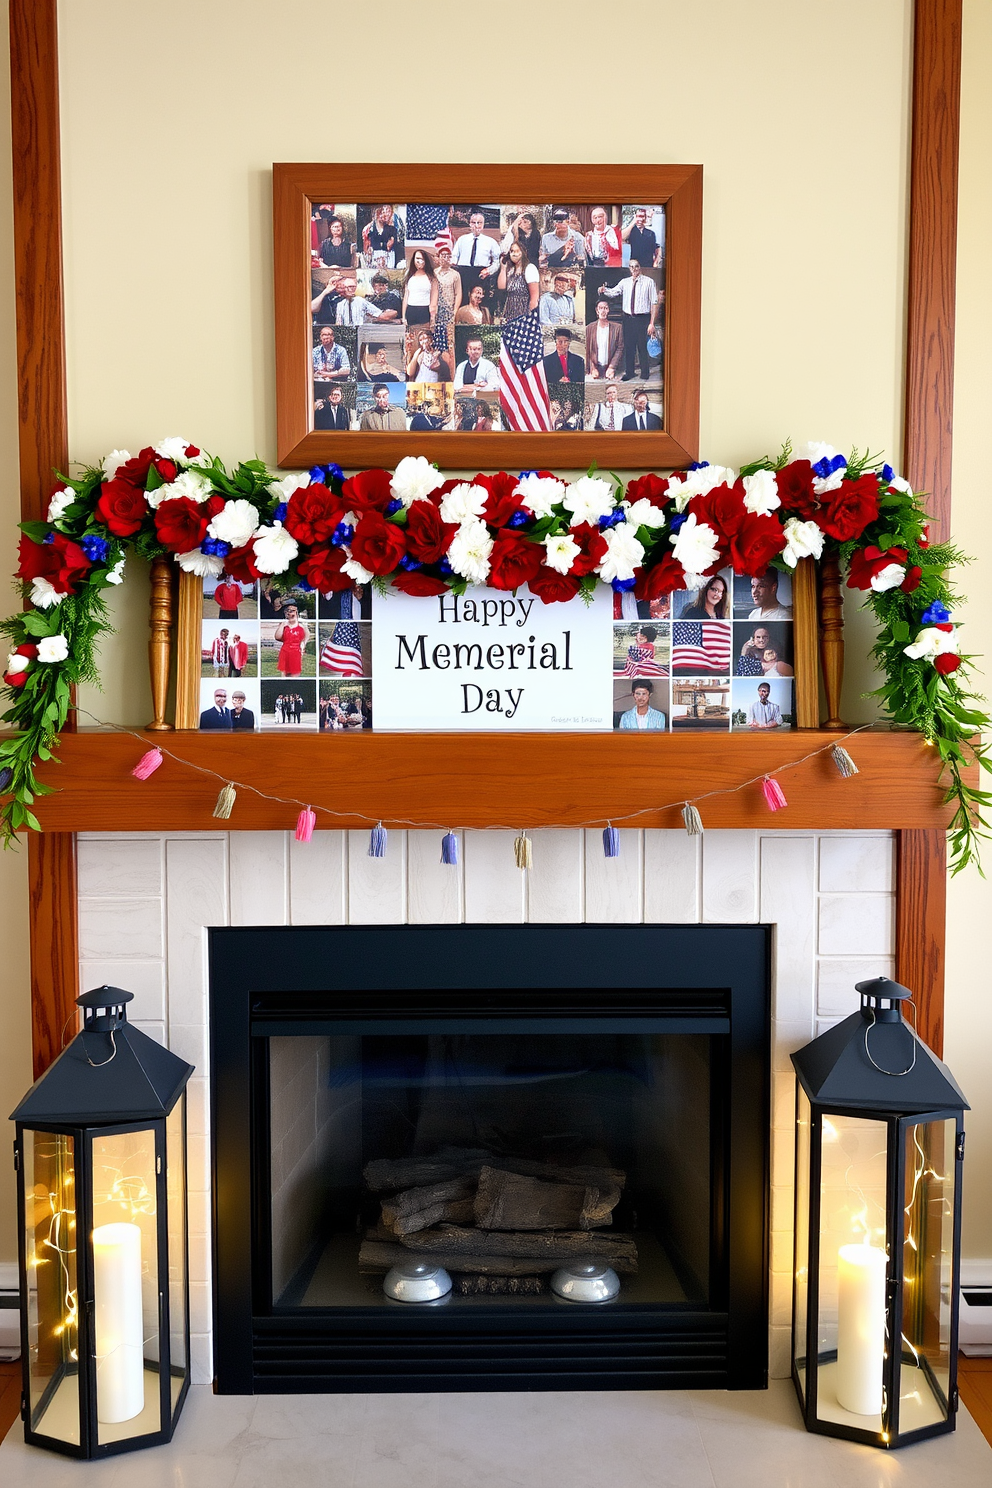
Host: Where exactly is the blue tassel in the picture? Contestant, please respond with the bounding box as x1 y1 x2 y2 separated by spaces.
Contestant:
368 822 387 858
441 830 458 865
603 826 620 858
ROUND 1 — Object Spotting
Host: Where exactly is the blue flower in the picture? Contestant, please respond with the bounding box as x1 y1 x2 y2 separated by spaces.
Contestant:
326 463 344 483
518 469 538 480
385 498 402 517
612 577 637 593
330 522 354 548
273 501 288 522
812 453 848 480
881 463 895 484
308 466 325 484
81 534 110 563
599 509 626 530
506 510 531 529
688 460 710 472
438 557 454 577
201 538 230 557
921 601 951 625
297 579 314 592
0 766 13 793
43 532 55 544
399 556 423 571
669 513 687 533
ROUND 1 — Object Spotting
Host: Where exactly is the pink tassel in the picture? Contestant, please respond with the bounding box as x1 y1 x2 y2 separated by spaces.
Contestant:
762 775 788 812
295 806 316 843
131 748 163 780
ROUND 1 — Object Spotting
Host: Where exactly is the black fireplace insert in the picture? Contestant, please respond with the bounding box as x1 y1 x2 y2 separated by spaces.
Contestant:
209 924 770 1392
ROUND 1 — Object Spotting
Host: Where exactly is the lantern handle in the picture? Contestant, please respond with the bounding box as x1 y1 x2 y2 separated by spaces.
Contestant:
863 999 918 1077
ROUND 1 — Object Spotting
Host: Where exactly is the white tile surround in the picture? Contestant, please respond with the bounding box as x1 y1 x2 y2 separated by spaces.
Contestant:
75 828 898 1388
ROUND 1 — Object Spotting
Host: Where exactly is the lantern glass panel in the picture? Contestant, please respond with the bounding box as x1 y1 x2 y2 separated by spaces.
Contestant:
793 1085 811 1403
91 1128 163 1445
22 1129 80 1445
166 1094 188 1420
814 1113 889 1432
898 1117 957 1433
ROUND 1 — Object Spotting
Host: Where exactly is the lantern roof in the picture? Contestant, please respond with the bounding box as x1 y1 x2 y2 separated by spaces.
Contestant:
792 977 968 1113
10 986 193 1125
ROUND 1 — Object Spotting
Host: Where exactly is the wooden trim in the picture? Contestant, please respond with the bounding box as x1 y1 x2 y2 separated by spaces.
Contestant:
896 829 946 1055
27 833 79 1079
174 570 202 729
792 558 819 728
903 0 962 541
274 163 702 470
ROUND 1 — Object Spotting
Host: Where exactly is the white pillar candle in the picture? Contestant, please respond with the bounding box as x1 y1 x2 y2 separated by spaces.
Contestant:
93 1222 145 1424
836 1242 887 1416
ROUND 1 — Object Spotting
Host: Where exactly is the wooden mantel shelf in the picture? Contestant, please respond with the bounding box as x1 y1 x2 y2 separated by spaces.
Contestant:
15 727 964 833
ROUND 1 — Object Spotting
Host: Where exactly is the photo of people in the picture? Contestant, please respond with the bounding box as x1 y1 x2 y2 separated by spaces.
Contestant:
318 620 372 678
402 247 439 325
203 574 256 619
538 268 582 327
319 678 372 730
260 581 315 619
613 623 670 676
733 570 794 620
358 326 406 382
356 269 404 320
732 677 795 731
404 326 452 384
201 620 258 679
586 382 633 431
357 381 407 431
311 323 356 381
621 205 665 269
407 381 454 431
313 206 358 269
673 572 732 620
313 382 356 431
453 326 501 393
260 613 315 678
613 679 670 731
734 621 794 677
197 678 259 731
453 396 501 431
547 387 583 431
261 679 318 730
318 584 372 620
542 326 585 385
357 205 405 269
670 680 731 731
591 265 662 385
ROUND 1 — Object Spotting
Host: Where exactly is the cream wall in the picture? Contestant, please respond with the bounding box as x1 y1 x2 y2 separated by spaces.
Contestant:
0 0 988 1263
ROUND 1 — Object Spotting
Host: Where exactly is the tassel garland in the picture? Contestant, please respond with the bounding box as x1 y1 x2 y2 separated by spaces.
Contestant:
603 825 620 858
368 822 387 857
131 747 163 780
441 830 458 865
831 744 859 778
295 806 316 842
682 802 703 836
762 776 788 812
212 783 237 819
514 832 533 870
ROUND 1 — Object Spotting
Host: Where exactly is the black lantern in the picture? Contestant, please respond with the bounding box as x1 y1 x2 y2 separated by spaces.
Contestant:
11 986 193 1458
791 976 968 1449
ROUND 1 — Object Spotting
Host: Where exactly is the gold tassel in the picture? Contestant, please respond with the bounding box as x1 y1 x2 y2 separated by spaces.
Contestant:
514 831 532 870
831 744 859 778
212 782 237 820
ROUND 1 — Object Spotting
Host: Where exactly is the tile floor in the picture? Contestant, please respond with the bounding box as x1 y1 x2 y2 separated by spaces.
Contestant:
1 1381 991 1488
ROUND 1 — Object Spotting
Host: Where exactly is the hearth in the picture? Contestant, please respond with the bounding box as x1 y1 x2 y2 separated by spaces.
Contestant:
209 924 770 1392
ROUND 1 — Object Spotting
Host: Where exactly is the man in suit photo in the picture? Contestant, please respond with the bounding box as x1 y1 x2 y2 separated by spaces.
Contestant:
200 687 232 729
542 326 584 385
585 297 624 380
590 382 633 430
621 389 662 431
230 690 255 730
313 384 352 431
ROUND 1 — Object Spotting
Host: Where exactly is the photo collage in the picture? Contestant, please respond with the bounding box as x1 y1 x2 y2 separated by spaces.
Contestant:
198 574 372 732
612 571 796 732
310 203 666 433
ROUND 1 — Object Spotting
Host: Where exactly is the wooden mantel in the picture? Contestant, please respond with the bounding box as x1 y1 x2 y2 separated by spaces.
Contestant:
27 727 962 833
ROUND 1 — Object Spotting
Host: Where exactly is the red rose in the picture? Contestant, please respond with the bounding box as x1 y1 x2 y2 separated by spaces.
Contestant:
726 512 786 575
17 534 57 583
119 447 157 485
284 482 345 545
634 550 687 600
185 444 201 459
473 471 524 527
341 468 394 513
935 653 961 675
918 523 930 549
687 481 740 539
406 501 457 564
224 543 262 583
487 530 544 591
350 511 406 575
625 473 671 510
901 565 922 593
569 522 608 577
17 532 91 593
815 473 880 541
427 478 462 507
153 495 214 553
15 643 38 658
391 571 450 597
528 567 580 604
847 545 907 591
296 546 348 592
3 670 27 689
777 460 817 517
95 477 148 536
154 457 178 483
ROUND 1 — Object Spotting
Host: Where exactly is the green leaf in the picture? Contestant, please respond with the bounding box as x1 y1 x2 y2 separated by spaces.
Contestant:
145 466 164 492
17 520 51 543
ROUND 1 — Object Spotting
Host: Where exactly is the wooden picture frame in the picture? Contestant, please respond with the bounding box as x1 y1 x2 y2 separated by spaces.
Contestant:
273 163 702 470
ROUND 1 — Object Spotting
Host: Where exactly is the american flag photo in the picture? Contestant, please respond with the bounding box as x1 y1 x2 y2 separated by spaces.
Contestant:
672 621 732 675
499 309 552 431
319 621 367 678
622 645 665 678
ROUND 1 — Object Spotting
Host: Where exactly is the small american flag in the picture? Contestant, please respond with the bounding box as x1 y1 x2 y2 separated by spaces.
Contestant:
433 226 453 256
672 622 731 674
499 309 552 432
622 645 664 678
320 621 365 678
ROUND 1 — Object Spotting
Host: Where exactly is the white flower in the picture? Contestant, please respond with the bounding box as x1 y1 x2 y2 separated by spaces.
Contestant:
446 519 494 584
36 634 69 664
904 626 958 661
813 469 845 496
390 455 445 507
106 557 126 585
543 533 580 574
252 523 299 574
798 440 843 466
666 464 736 513
889 475 912 493
869 561 907 592
154 436 194 462
563 475 616 529
147 469 213 508
439 482 488 524
102 449 132 481
623 498 667 530
29 577 63 608
5 653 30 675
207 498 260 550
741 469 780 516
267 471 311 501
781 517 825 568
597 525 645 584
47 488 75 524
515 474 567 519
342 556 375 585
175 549 224 578
671 513 722 575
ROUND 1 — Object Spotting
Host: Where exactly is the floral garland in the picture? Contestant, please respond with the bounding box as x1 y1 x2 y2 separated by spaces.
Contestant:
1 439 988 866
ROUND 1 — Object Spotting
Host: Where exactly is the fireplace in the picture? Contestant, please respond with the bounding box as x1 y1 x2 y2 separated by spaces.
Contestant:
209 923 770 1392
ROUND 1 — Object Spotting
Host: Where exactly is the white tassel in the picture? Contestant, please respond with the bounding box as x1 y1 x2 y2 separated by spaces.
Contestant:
212 783 237 819
514 832 533 870
682 802 703 836
831 744 859 778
